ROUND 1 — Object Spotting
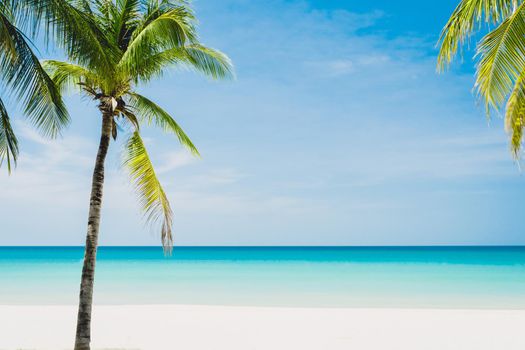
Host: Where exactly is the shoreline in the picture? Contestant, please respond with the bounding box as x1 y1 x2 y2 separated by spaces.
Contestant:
1 304 524 350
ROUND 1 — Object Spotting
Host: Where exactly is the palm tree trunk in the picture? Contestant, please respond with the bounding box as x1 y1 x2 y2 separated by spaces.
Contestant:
74 112 113 350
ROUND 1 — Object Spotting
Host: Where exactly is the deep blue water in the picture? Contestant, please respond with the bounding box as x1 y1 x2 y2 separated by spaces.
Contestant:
1 246 524 308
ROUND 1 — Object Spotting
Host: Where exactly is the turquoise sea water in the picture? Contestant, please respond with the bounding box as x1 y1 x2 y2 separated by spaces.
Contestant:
1 246 524 308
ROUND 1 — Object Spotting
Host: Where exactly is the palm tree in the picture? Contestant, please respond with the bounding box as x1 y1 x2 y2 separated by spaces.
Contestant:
39 1 233 349
0 0 69 172
438 0 525 157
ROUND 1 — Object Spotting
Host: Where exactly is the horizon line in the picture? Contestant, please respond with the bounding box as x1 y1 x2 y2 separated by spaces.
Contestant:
1 245 524 248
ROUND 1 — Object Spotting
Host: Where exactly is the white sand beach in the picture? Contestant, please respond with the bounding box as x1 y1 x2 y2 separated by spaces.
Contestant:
0 305 524 350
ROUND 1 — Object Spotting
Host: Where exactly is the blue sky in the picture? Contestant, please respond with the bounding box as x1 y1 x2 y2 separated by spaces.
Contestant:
1 0 524 246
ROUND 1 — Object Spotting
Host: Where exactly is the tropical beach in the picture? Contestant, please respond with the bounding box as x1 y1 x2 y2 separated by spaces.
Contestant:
2 247 525 349
1 247 525 349
1 0 525 349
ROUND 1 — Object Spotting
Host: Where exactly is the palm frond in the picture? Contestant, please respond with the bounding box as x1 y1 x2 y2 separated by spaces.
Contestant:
0 12 69 137
71 0 94 15
121 43 234 82
437 0 515 70
124 131 173 252
127 92 199 155
0 97 19 173
110 0 140 50
43 60 99 94
87 0 112 29
119 6 196 72
505 70 525 156
135 0 193 40
15 0 118 75
0 6 17 61
476 3 525 110
175 44 235 80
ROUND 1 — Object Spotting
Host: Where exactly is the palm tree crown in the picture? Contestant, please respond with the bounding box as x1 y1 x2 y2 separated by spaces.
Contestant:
43 0 233 251
438 0 525 157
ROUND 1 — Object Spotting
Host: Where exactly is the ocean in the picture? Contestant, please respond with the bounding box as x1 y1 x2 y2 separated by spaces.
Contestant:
1 246 524 308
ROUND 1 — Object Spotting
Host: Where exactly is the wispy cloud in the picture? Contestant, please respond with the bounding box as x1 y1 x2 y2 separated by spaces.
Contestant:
306 54 391 77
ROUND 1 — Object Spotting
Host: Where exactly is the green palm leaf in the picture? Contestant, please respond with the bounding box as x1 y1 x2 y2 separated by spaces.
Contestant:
438 0 525 157
43 60 99 94
16 0 119 75
127 92 199 155
122 43 234 82
476 2 525 110
178 44 234 79
438 0 517 70
109 0 140 49
119 6 196 72
0 97 19 173
0 11 69 138
0 5 17 60
124 131 173 252
437 0 515 70
505 70 525 155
